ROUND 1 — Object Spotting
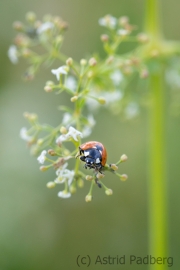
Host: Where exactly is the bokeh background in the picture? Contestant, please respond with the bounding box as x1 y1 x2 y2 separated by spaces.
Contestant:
1 0 180 269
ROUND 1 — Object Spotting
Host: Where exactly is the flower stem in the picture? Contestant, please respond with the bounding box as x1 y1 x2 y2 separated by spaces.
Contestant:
145 0 168 267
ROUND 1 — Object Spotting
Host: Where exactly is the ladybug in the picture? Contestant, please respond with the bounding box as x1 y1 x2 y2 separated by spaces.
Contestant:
77 141 107 173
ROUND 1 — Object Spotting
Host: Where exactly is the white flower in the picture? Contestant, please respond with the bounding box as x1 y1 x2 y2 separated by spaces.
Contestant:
8 45 18 64
125 102 139 119
166 69 180 88
20 127 32 142
82 115 96 138
82 126 92 138
110 70 124 86
55 163 74 186
56 126 83 144
62 113 72 126
37 22 54 34
37 150 47 164
87 114 96 127
117 29 129 36
98 15 117 29
58 191 71 199
51 66 68 81
65 76 77 92
86 90 123 111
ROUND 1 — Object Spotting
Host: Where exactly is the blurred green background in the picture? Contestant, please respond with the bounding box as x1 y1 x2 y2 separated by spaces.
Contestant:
0 0 180 269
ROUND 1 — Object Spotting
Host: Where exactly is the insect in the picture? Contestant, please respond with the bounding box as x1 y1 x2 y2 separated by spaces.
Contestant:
77 141 107 173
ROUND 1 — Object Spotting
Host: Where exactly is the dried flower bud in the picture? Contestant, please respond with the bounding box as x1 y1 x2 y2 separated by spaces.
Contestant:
48 149 56 156
46 182 56 188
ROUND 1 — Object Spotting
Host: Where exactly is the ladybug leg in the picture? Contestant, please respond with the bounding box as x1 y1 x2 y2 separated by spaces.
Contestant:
80 156 86 162
95 178 102 188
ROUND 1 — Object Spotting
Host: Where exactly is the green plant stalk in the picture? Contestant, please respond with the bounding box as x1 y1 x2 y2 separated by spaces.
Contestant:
145 0 168 267
148 72 167 266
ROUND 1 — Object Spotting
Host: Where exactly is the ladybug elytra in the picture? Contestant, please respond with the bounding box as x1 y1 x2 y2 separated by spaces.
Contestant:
77 141 107 173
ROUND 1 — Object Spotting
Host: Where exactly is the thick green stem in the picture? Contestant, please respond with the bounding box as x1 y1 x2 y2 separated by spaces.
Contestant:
145 0 162 40
148 72 168 268
145 0 168 268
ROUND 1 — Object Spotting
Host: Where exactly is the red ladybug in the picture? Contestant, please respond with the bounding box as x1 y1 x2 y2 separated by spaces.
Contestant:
78 141 107 173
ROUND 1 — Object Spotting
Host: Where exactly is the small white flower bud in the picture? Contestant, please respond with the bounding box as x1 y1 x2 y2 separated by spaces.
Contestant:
13 21 24 31
70 185 76 194
106 56 114 64
60 126 67 134
140 69 149 79
26 12 36 22
86 175 93 181
120 174 128 181
137 33 149 43
87 71 94 78
80 59 87 66
96 172 105 179
105 189 113 195
70 96 78 102
120 154 128 162
66 57 73 66
98 97 106 105
89 57 97 67
119 16 129 27
85 194 92 202
37 139 44 145
44 85 53 92
21 48 32 58
46 81 54 86
46 182 56 188
40 166 48 172
100 34 109 42
77 179 84 188
110 164 118 171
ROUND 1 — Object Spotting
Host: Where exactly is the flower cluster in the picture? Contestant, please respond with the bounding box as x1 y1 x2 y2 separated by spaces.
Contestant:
9 12 157 201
